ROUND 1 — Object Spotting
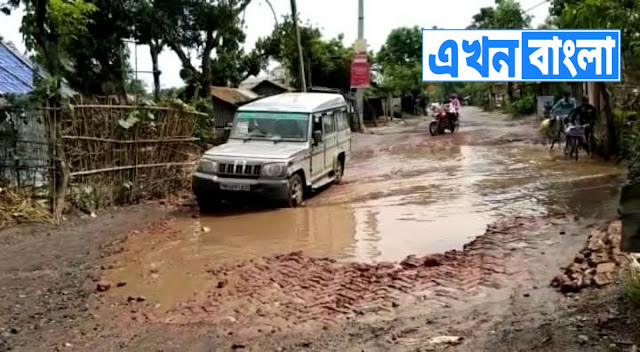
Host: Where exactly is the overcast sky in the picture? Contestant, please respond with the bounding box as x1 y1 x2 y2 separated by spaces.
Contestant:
1 0 549 90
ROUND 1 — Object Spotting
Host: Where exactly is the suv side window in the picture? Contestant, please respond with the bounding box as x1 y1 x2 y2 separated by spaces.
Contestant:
312 115 322 139
338 111 348 131
313 116 321 129
322 113 336 134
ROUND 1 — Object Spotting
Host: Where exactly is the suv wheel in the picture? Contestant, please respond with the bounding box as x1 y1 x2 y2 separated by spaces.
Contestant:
285 174 304 208
334 159 344 184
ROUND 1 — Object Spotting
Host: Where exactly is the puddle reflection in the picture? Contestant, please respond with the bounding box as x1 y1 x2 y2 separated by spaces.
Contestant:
106 145 623 306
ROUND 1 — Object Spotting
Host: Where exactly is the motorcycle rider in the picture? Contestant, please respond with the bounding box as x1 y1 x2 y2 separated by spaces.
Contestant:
449 94 461 115
448 94 460 126
568 95 597 153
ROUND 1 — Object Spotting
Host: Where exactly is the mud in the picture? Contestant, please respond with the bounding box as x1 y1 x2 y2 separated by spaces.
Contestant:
139 215 564 330
0 203 174 352
0 107 635 352
102 109 622 309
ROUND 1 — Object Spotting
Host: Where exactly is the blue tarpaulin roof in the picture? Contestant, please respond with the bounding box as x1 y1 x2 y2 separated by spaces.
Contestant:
0 42 35 95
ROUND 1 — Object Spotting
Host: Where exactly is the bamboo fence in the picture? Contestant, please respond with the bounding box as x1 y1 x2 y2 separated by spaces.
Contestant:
57 103 206 211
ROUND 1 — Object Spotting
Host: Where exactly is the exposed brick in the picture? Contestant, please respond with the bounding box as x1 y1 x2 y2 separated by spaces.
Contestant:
139 215 554 331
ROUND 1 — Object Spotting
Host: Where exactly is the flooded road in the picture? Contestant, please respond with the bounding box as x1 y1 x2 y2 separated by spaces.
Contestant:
106 108 623 307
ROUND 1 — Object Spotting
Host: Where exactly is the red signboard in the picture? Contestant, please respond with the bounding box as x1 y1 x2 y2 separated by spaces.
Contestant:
350 58 370 88
354 52 367 61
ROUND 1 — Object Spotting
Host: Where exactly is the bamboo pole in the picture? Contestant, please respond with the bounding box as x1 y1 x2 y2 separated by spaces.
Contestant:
71 104 208 116
61 136 199 144
70 161 196 177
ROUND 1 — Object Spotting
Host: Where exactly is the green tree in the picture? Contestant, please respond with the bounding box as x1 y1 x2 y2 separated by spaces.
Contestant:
160 0 262 97
377 26 422 67
132 0 263 98
64 0 134 96
461 82 494 109
3 0 96 96
132 0 170 100
553 0 640 156
537 16 558 29
2 0 96 219
126 78 147 96
4 0 141 97
256 17 352 90
468 0 532 29
555 0 640 68
207 32 263 88
376 26 427 106
468 0 531 103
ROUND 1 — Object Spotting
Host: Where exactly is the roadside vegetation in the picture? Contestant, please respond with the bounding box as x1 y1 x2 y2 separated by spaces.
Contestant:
510 94 536 117
0 0 639 212
623 266 640 308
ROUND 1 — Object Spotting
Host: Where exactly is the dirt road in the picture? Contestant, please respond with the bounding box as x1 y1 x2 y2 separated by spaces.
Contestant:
1 107 636 351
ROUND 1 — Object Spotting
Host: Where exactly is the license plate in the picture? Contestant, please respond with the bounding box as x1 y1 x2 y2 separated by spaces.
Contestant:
220 183 250 191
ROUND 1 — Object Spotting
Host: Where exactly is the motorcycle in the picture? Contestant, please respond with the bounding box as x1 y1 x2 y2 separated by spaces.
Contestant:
429 103 459 136
429 103 442 117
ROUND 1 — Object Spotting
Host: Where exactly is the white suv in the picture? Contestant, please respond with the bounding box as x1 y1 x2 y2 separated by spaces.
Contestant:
192 93 352 209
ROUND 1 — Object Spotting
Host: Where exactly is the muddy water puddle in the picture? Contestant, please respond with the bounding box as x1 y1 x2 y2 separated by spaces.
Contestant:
106 145 622 306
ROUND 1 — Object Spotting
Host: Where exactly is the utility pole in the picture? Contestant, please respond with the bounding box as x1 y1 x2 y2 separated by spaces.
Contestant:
290 0 307 92
356 0 365 131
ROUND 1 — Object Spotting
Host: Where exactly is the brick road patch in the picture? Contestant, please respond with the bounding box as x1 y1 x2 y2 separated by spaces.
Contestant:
143 215 564 333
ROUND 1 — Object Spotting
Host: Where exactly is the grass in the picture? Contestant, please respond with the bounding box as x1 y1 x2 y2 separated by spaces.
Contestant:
623 265 640 308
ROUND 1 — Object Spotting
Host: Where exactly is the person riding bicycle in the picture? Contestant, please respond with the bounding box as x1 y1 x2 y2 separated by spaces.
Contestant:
551 91 577 120
544 91 576 149
568 96 597 152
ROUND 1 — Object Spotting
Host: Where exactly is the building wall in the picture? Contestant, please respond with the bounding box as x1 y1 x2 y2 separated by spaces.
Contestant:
212 97 238 128
0 108 48 188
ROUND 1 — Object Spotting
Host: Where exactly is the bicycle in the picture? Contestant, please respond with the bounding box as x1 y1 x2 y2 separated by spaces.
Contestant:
565 124 588 161
548 113 569 151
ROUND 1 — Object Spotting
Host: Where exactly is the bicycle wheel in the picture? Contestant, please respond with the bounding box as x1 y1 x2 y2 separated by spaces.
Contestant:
569 137 579 161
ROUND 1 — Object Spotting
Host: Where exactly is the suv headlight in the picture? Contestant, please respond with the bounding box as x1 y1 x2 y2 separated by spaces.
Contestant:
262 163 287 177
197 160 217 174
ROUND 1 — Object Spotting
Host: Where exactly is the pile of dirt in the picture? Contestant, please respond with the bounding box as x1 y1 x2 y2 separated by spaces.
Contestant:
142 214 567 336
552 220 630 293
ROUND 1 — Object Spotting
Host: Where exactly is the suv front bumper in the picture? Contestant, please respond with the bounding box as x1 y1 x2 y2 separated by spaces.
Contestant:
192 172 289 202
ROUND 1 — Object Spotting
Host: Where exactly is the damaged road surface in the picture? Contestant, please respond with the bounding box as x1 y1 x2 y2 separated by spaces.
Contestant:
0 107 632 351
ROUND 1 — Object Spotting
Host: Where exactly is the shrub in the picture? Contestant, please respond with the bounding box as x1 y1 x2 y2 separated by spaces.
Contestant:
618 109 640 180
511 95 536 117
623 266 640 308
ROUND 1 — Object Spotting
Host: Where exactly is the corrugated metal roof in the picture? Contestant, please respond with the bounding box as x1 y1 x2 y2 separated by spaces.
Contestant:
210 86 259 105
251 79 293 93
0 42 35 95
238 92 346 113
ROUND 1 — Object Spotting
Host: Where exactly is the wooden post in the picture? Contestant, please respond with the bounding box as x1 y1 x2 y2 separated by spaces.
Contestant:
51 107 69 222
132 124 139 203
387 94 391 125
290 0 307 92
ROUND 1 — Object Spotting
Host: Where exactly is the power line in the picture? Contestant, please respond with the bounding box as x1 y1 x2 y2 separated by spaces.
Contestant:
525 0 551 13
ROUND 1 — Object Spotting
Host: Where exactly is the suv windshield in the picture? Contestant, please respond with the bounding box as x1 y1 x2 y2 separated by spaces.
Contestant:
230 112 309 142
